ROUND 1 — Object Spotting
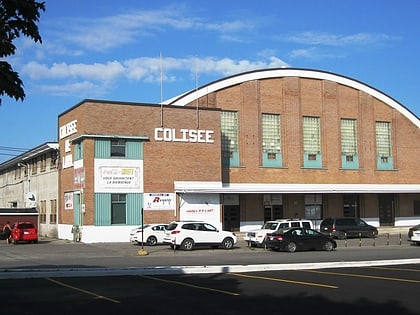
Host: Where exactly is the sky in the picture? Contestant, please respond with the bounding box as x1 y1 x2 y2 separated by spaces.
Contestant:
0 0 419 163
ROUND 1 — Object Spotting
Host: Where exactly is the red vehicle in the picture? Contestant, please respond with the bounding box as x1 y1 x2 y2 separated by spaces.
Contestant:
11 222 38 244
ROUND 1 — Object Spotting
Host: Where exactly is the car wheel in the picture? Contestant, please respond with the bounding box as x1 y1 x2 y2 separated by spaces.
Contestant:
323 241 334 251
286 241 297 253
181 238 194 250
146 236 158 246
221 237 234 249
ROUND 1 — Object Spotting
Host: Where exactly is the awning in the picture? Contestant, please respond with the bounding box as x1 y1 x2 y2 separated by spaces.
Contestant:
174 181 420 194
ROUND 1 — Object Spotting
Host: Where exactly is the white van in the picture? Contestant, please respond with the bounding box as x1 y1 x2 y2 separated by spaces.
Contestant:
244 219 314 247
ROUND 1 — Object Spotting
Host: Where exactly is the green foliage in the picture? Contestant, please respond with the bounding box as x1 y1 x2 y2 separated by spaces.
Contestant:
0 0 45 104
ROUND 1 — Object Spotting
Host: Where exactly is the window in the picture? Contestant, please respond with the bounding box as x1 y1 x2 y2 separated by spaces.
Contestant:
303 116 322 168
40 200 47 224
31 158 37 175
50 199 57 224
111 139 126 157
262 114 282 167
414 200 420 216
74 141 83 161
341 119 359 169
111 194 126 224
50 151 58 169
221 111 239 166
40 154 47 172
376 121 393 169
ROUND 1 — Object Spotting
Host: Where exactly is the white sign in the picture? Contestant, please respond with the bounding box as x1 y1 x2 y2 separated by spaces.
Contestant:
144 193 175 210
59 120 78 139
64 192 74 210
154 127 214 143
94 159 143 193
180 194 221 229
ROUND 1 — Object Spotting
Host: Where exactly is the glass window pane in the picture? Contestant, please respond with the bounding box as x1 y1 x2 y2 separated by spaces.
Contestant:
303 116 321 154
262 114 281 153
376 121 391 156
221 111 238 153
341 119 357 154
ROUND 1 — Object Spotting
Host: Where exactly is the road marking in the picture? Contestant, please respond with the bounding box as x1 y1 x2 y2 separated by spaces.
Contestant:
300 270 420 283
46 278 120 303
367 265 420 273
140 275 240 296
229 273 338 289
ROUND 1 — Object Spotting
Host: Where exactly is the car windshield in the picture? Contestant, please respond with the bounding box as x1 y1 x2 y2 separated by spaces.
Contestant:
355 218 367 226
166 222 178 231
17 223 34 229
261 222 279 230
136 224 150 229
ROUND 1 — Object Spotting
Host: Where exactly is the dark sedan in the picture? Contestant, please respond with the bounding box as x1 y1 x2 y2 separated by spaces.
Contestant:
265 227 337 253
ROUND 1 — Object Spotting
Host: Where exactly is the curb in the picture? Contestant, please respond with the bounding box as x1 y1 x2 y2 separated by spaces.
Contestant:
1 258 420 280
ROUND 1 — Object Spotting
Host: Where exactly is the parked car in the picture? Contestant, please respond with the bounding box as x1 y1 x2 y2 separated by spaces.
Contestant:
244 219 314 247
408 224 420 245
320 217 378 239
11 222 38 244
129 223 168 246
266 227 337 253
163 221 237 250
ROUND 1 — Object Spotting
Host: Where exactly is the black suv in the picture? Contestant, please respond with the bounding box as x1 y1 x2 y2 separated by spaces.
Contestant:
320 217 378 239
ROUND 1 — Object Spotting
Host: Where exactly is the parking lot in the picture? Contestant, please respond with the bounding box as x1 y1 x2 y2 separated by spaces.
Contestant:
0 263 419 314
1 230 419 314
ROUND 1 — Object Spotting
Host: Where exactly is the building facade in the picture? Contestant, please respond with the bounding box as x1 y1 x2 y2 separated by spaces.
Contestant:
56 68 420 243
0 143 59 238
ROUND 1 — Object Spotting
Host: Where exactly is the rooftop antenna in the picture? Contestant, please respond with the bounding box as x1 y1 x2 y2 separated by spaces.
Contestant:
195 55 199 129
160 52 163 127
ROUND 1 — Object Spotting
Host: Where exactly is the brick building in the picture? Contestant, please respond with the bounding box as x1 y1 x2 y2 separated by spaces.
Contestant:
57 68 420 243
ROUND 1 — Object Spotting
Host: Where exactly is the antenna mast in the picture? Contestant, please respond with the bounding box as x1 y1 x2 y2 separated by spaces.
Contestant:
160 52 163 127
195 55 199 129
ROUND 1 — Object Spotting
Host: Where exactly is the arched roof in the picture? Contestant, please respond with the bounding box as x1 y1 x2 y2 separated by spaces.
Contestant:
164 68 420 128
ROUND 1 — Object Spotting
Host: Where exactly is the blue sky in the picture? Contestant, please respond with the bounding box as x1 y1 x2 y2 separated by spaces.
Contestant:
1 0 419 163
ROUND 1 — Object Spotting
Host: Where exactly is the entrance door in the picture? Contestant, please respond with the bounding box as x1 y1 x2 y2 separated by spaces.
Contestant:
264 205 283 221
343 195 359 217
378 194 394 226
223 206 240 231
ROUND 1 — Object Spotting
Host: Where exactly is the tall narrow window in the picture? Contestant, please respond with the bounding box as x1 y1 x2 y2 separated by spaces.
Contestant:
111 139 126 157
303 116 322 168
262 114 282 167
221 111 239 166
376 121 393 169
341 118 359 169
50 199 57 224
74 141 84 161
40 200 47 224
111 193 126 224
40 154 47 172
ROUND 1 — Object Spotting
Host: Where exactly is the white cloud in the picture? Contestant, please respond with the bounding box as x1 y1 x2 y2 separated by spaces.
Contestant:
20 55 289 97
54 8 254 52
284 31 399 46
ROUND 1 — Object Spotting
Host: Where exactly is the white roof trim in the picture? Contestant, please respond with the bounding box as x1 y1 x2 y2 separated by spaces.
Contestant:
174 182 420 194
164 68 420 128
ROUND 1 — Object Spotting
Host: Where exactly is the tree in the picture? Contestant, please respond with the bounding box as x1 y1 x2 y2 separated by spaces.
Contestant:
0 0 45 105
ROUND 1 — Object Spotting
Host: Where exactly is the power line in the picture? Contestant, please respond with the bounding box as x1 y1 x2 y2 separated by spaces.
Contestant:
0 146 29 152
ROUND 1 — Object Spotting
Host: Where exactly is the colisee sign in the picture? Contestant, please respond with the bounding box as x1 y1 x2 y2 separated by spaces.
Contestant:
154 127 214 143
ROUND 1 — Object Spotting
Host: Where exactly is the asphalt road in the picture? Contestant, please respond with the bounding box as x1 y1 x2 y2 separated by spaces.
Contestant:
1 235 420 315
0 234 419 277
0 264 419 315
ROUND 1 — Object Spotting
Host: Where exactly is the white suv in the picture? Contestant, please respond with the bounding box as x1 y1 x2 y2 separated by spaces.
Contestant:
244 219 314 247
163 221 237 250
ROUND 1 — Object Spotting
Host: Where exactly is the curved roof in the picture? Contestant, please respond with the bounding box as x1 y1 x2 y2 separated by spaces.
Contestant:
164 68 420 128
